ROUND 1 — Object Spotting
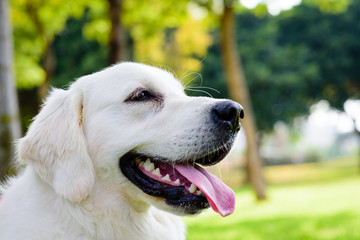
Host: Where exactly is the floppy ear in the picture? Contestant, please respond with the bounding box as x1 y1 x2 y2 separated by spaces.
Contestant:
18 88 95 202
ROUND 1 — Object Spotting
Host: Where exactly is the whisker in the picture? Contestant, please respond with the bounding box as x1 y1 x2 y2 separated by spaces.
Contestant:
185 88 214 98
181 72 203 87
187 86 221 94
142 60 156 66
179 56 207 82
217 164 222 180
141 61 178 79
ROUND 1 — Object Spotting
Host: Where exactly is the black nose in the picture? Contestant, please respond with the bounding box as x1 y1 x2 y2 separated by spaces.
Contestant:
211 101 244 132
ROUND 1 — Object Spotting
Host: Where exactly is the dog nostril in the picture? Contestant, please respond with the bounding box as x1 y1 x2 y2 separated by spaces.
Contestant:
239 109 245 119
212 101 244 132
215 107 236 122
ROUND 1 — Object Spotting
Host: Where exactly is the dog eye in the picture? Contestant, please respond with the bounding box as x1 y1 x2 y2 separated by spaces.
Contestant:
130 90 153 101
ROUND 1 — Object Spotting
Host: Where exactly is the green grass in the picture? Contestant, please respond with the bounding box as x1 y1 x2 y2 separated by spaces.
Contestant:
184 158 360 240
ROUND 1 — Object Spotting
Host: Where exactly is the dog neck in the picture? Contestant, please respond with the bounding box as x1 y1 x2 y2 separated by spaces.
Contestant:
2 167 185 239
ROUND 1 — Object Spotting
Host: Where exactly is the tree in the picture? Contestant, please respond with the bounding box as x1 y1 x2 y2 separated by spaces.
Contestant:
276 2 360 109
11 0 88 100
84 0 212 76
200 0 360 133
108 0 125 63
52 12 108 89
220 0 266 200
0 0 21 181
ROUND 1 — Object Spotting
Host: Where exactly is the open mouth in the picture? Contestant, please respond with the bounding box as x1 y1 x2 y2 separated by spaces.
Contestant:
119 144 236 217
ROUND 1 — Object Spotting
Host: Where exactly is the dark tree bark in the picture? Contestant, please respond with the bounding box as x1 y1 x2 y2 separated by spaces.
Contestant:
0 0 22 181
220 1 266 200
108 0 125 64
38 43 56 101
25 2 56 101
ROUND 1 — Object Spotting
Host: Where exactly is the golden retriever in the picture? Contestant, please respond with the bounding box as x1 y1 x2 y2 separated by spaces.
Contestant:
0 62 244 239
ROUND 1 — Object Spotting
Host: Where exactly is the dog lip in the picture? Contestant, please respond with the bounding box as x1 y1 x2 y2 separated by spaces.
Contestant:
118 137 235 215
194 146 230 166
119 152 210 214
193 138 235 167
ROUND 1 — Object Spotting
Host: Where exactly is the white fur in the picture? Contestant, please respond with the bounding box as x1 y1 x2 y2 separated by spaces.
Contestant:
0 62 228 239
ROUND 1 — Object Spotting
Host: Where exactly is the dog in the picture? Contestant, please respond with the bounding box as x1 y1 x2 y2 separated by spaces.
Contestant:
0 62 244 239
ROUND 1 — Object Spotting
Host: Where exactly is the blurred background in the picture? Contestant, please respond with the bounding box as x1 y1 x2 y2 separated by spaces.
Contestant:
1 0 359 239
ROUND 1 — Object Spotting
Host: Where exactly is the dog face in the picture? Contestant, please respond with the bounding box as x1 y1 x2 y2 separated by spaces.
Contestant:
19 63 244 217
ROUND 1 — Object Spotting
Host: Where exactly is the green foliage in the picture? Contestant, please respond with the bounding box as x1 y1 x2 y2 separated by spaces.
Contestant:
303 0 352 14
123 0 189 39
123 0 213 75
12 0 360 134
199 1 360 132
83 0 212 77
10 0 89 88
252 3 268 17
52 11 108 88
276 3 360 110
82 0 109 45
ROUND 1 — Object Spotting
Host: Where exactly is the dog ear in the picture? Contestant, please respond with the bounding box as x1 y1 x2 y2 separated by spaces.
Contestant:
18 88 95 202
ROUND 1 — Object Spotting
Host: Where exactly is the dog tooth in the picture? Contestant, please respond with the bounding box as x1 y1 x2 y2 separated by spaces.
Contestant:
136 159 145 168
196 190 203 196
152 168 162 177
162 174 171 182
149 163 155 171
144 163 150 171
188 184 197 193
173 179 180 185
144 159 155 171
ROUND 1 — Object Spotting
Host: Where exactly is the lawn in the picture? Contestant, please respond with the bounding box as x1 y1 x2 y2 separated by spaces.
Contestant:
184 158 360 240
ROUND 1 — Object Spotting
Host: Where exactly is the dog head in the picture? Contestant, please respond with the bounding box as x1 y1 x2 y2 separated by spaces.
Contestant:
18 62 244 216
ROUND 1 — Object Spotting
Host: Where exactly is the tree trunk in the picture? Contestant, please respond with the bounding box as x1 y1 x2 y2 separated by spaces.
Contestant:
25 2 55 102
108 0 125 64
353 119 360 173
38 43 56 101
0 0 22 181
220 2 266 200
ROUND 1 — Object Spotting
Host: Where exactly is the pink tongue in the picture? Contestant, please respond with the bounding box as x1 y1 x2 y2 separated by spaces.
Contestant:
174 164 235 217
